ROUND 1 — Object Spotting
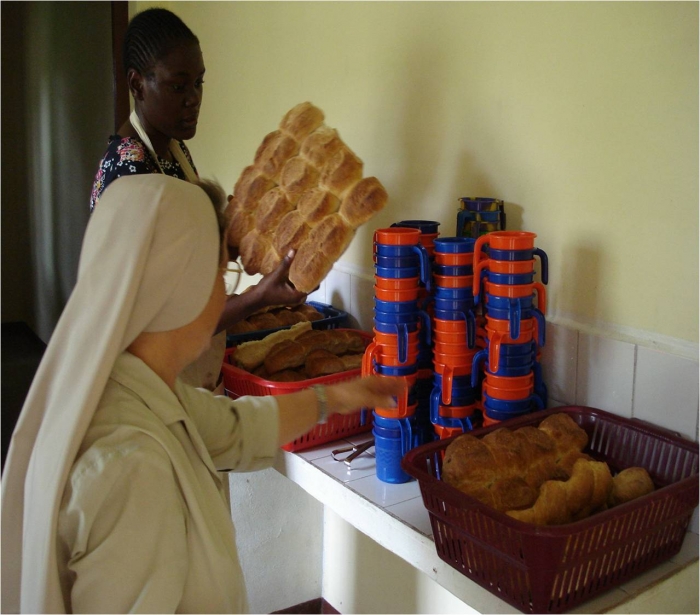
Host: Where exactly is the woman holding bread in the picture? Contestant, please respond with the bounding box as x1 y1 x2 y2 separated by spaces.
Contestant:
90 7 306 390
1 175 404 613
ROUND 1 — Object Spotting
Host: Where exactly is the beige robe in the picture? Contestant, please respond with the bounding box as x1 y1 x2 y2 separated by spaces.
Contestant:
56 352 279 613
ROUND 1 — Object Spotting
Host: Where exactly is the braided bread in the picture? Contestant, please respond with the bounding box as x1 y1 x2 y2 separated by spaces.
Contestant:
228 102 388 292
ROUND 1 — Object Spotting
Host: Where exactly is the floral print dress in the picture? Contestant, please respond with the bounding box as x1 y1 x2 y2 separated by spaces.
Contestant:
90 136 198 212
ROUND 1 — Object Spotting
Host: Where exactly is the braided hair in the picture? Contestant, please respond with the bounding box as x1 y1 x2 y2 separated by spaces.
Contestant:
123 7 199 77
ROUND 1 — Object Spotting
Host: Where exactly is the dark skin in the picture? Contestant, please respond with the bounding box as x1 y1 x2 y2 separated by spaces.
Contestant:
122 42 307 333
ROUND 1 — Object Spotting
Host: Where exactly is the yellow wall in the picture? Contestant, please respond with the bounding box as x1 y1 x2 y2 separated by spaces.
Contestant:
135 1 698 344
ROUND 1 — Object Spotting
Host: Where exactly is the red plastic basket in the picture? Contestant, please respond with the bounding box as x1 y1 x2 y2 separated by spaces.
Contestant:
222 330 373 452
401 406 699 613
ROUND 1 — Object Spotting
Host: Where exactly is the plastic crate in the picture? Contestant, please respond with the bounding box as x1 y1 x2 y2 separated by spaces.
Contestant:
226 301 348 347
222 329 373 452
401 406 699 614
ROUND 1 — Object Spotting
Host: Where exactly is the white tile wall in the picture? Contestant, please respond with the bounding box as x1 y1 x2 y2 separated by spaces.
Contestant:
540 322 578 404
633 346 699 441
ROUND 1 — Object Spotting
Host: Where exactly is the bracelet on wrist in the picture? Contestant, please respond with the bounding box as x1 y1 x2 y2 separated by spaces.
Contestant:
311 385 329 424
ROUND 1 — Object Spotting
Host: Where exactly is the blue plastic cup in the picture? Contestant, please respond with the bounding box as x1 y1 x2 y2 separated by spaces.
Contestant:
372 363 418 377
433 237 476 254
483 271 536 285
373 412 414 484
483 247 548 284
433 264 474 277
431 377 477 407
375 265 421 279
483 392 544 412
391 220 441 235
429 391 475 432
471 348 535 386
374 298 419 314
434 286 474 300
374 254 422 269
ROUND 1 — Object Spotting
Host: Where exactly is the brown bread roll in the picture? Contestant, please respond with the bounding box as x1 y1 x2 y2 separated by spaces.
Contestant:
279 102 325 142
339 176 389 229
300 125 345 168
254 188 294 232
319 146 364 198
254 130 300 182
305 349 346 379
279 156 321 205
296 188 340 225
608 467 655 507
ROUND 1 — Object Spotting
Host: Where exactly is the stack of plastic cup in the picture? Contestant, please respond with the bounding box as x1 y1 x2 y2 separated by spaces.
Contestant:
364 227 433 482
429 237 479 438
387 221 441 438
472 231 549 425
456 197 506 239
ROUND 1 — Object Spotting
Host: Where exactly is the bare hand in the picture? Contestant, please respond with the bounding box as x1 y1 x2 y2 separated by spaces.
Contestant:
254 249 307 308
326 376 407 416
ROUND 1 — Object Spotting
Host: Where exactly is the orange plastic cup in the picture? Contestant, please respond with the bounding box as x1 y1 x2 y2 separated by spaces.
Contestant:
374 286 420 302
474 230 537 253
375 275 421 290
438 403 477 419
482 414 500 427
434 252 473 267
483 372 534 390
482 381 533 401
433 274 474 289
433 318 469 333
434 425 464 440
374 227 421 246
433 329 470 345
480 281 547 314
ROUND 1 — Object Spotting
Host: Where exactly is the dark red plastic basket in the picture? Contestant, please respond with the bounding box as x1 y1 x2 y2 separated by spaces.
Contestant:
222 330 373 452
401 406 699 613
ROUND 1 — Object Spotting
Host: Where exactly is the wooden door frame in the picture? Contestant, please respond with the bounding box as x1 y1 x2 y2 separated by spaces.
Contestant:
111 1 130 132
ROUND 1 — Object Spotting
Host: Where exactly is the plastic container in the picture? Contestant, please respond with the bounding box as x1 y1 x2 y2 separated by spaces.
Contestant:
401 406 700 614
221 330 373 452
226 301 348 347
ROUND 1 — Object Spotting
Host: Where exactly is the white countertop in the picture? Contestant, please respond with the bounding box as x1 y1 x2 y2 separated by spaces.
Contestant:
273 431 699 614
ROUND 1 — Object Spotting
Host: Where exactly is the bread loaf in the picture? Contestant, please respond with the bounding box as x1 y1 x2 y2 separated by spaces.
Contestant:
442 414 589 512
507 458 613 525
228 102 388 293
234 321 312 372
443 413 655 526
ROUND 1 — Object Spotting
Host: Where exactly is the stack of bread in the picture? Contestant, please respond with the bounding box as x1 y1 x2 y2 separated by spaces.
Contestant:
227 303 323 336
233 322 367 382
227 102 389 293
442 413 655 526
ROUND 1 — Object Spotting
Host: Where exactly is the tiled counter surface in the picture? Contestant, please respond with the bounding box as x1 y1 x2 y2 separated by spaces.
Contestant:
273 432 699 614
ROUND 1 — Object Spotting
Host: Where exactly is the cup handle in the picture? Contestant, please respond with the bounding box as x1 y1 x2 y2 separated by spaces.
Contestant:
362 342 377 377
473 233 490 270
471 350 486 388
417 310 432 346
413 244 432 293
489 332 503 374
532 308 546 348
534 248 548 285
533 281 547 316
531 394 545 411
466 310 476 349
399 418 413 456
398 326 408 364
509 298 521 340
473 257 489 298
441 373 452 406
430 387 441 425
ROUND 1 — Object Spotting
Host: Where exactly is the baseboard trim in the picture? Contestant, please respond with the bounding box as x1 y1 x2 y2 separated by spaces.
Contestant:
272 597 340 614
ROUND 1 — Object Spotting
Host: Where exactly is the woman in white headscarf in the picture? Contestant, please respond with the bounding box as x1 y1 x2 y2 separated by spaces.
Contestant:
1 174 403 614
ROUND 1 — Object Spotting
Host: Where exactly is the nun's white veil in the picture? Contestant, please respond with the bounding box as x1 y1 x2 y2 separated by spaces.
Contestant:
1 174 221 613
